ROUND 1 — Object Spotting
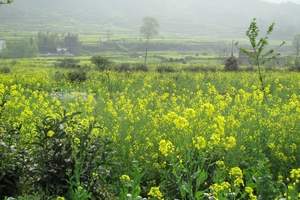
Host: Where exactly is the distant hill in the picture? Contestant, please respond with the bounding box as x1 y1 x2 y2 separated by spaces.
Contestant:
0 0 300 39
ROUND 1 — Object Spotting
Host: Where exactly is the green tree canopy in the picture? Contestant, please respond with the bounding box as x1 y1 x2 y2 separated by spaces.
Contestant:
1 38 38 58
0 0 13 4
140 17 159 41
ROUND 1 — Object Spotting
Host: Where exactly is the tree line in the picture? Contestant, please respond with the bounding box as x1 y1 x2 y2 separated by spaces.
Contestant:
0 32 81 58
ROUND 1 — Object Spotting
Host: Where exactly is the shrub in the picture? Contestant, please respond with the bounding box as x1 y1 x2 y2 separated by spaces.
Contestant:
0 140 22 198
156 65 177 73
67 70 87 83
91 56 111 71
28 114 75 196
224 56 239 71
134 64 149 72
56 58 80 68
0 67 11 74
10 60 18 66
0 123 23 198
183 66 217 73
168 57 186 64
244 66 255 71
54 71 66 82
115 63 132 72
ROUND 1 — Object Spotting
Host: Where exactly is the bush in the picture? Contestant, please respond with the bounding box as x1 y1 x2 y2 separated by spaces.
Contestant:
114 64 150 73
0 67 11 74
156 65 177 73
91 56 111 71
115 63 132 72
224 56 239 71
10 60 18 66
0 141 22 198
28 114 75 196
56 58 80 68
183 66 217 73
54 71 66 82
134 64 149 72
67 70 87 83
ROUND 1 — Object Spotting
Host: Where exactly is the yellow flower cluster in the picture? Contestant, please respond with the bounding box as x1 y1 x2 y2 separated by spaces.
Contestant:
159 139 174 156
148 186 164 200
192 136 206 150
229 167 244 187
290 168 300 182
245 187 257 200
47 130 55 138
224 136 236 149
164 112 189 129
120 174 131 183
216 160 225 169
210 181 231 194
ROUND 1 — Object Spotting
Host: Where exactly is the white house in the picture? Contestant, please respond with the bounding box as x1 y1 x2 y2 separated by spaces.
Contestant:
0 39 6 52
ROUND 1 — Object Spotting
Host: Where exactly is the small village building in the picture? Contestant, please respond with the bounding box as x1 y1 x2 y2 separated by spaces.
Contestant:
0 39 6 52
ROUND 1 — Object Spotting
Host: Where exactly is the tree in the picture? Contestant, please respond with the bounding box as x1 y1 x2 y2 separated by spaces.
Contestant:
91 55 110 71
140 17 159 66
140 17 159 42
295 57 300 71
0 0 13 4
225 40 239 71
64 33 81 55
225 56 239 71
292 34 300 56
37 32 61 54
240 18 285 100
1 38 38 58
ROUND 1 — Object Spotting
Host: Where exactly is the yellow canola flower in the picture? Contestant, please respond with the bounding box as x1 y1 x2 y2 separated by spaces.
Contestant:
202 103 215 116
74 137 81 145
245 187 257 200
193 136 206 150
47 130 55 138
120 175 131 183
148 186 164 200
174 116 189 129
225 136 237 149
230 167 244 187
216 160 225 169
230 167 243 178
290 168 300 181
210 133 221 145
184 108 196 118
159 139 174 156
210 181 231 194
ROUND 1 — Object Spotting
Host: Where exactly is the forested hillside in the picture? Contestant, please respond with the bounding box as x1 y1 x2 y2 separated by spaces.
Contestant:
0 0 299 38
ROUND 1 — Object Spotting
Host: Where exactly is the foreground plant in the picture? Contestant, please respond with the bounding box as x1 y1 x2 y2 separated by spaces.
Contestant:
240 18 285 100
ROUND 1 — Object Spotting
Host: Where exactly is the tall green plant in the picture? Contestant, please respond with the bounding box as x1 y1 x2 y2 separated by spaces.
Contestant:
240 18 285 99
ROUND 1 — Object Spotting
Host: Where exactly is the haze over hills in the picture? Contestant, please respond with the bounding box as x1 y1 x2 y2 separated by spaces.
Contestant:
0 0 300 39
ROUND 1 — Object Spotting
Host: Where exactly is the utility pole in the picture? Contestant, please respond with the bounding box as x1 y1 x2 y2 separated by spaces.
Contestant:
144 48 148 66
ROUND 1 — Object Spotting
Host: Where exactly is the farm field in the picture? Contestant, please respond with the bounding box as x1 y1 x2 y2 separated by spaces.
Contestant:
1 0 300 199
0 64 299 199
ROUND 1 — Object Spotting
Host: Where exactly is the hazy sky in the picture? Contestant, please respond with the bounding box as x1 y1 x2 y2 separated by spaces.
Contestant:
266 0 300 3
